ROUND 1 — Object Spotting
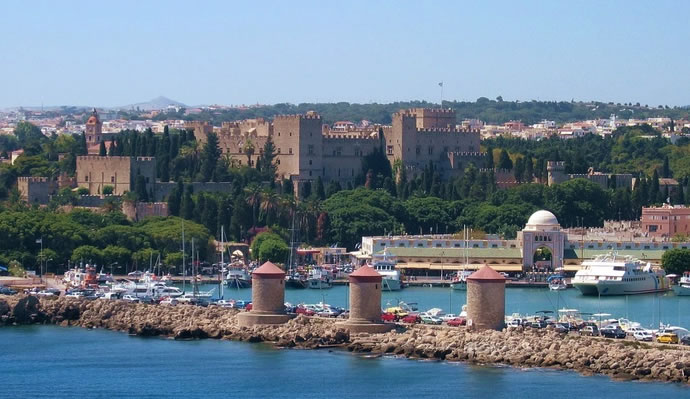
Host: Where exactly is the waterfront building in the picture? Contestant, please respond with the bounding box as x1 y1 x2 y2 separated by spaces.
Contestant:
358 210 690 277
641 204 690 238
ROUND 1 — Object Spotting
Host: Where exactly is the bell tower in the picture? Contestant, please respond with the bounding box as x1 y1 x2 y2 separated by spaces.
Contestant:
85 108 102 144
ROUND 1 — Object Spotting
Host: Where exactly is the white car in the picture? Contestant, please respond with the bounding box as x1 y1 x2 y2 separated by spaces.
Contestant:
159 297 178 306
122 295 141 303
625 326 651 335
440 314 458 322
633 331 653 342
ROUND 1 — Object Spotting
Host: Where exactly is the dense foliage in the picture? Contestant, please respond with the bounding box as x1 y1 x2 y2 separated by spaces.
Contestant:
661 248 690 274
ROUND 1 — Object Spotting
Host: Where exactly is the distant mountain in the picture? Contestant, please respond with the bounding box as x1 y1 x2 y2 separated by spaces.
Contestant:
118 96 187 111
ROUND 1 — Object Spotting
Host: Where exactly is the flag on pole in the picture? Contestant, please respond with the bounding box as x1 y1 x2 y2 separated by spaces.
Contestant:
36 238 42 244
438 82 443 87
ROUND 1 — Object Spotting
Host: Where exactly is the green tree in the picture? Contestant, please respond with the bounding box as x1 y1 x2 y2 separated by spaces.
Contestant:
498 149 513 170
661 248 690 275
182 185 194 220
200 132 221 182
71 245 103 264
102 245 132 268
102 185 114 195
99 140 107 156
260 135 277 180
258 237 289 264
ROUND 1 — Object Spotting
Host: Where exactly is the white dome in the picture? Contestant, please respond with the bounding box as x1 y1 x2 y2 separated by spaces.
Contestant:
526 210 559 227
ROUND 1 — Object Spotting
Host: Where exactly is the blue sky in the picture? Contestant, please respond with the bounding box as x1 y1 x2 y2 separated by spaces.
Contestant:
1 1 688 108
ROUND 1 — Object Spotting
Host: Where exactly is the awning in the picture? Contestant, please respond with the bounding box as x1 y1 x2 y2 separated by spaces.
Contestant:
396 263 522 272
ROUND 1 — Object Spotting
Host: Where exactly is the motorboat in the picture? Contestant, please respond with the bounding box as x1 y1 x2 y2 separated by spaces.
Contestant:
450 270 472 290
673 271 690 296
548 275 567 290
368 250 402 291
224 266 251 289
307 266 332 289
111 272 184 299
572 253 671 296
285 272 308 289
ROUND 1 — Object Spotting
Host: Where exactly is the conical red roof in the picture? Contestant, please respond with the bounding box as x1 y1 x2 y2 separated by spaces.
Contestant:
467 265 506 283
252 261 285 278
349 265 382 282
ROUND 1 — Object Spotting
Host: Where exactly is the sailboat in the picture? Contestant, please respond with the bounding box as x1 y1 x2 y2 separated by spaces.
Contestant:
285 210 307 289
221 226 251 289
451 226 471 290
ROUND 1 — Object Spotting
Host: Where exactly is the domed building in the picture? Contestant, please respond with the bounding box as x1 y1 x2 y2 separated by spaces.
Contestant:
518 210 567 270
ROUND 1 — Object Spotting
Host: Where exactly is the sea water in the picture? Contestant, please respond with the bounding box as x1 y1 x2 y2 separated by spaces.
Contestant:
0 325 687 398
198 284 690 329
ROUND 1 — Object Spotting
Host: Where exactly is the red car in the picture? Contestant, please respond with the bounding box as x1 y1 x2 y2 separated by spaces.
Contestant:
401 314 421 324
295 306 315 316
381 312 397 322
245 303 253 311
446 317 466 327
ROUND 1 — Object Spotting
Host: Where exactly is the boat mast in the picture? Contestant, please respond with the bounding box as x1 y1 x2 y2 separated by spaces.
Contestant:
182 221 186 294
220 225 224 300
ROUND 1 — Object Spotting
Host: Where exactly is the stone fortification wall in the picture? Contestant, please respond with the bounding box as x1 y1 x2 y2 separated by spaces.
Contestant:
154 182 234 201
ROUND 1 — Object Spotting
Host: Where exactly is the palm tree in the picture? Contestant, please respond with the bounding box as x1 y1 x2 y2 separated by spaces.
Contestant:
259 188 280 226
243 139 255 167
244 184 262 228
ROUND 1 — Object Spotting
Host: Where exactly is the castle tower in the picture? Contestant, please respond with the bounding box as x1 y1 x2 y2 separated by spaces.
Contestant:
237 261 291 326
85 108 103 144
336 266 394 333
466 265 506 331
546 161 567 186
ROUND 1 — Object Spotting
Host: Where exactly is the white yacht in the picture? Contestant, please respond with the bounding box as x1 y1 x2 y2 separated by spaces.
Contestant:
572 253 671 296
368 250 402 291
112 272 184 299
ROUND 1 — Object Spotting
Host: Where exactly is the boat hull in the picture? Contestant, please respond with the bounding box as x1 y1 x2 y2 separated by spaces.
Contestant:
285 278 308 289
381 278 401 291
224 278 251 289
673 284 690 296
574 281 670 296
308 279 332 289
450 282 466 290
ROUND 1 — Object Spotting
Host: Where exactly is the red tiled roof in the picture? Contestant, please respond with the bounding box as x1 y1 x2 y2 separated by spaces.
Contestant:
253 261 285 277
467 265 506 282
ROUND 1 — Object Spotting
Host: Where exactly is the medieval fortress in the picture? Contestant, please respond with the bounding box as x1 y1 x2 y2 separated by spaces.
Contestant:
187 107 484 187
19 107 484 209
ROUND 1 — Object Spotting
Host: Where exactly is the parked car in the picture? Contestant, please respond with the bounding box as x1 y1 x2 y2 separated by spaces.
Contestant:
529 319 548 329
317 308 339 318
401 314 421 324
656 333 679 344
295 306 315 316
632 331 653 342
440 314 458 322
0 286 17 295
122 295 141 303
35 289 60 297
600 325 626 339
446 317 466 327
337 311 349 319
580 325 599 336
680 335 690 346
160 297 179 306
420 314 442 325
553 323 569 333
127 271 144 278
381 312 397 322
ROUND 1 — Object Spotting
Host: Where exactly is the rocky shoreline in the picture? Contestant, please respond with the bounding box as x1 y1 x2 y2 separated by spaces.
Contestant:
2 295 689 385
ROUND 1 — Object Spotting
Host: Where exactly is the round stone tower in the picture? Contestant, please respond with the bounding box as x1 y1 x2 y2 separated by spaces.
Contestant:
336 266 394 333
466 265 506 331
237 261 291 326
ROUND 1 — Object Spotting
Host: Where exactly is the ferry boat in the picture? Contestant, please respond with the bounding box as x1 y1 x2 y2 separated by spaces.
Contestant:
367 250 402 291
673 271 690 296
572 253 671 296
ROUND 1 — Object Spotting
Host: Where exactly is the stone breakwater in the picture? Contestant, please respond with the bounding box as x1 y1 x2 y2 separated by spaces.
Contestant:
2 295 689 385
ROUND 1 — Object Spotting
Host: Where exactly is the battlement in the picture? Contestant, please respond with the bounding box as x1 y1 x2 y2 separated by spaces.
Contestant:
417 127 479 134
323 134 379 140
450 151 487 157
409 107 456 115
76 156 154 162
274 112 321 120
17 176 50 183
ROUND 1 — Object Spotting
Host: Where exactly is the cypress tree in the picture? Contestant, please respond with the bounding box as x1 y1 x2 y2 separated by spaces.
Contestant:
662 156 671 178
182 185 194 220
498 149 513 170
